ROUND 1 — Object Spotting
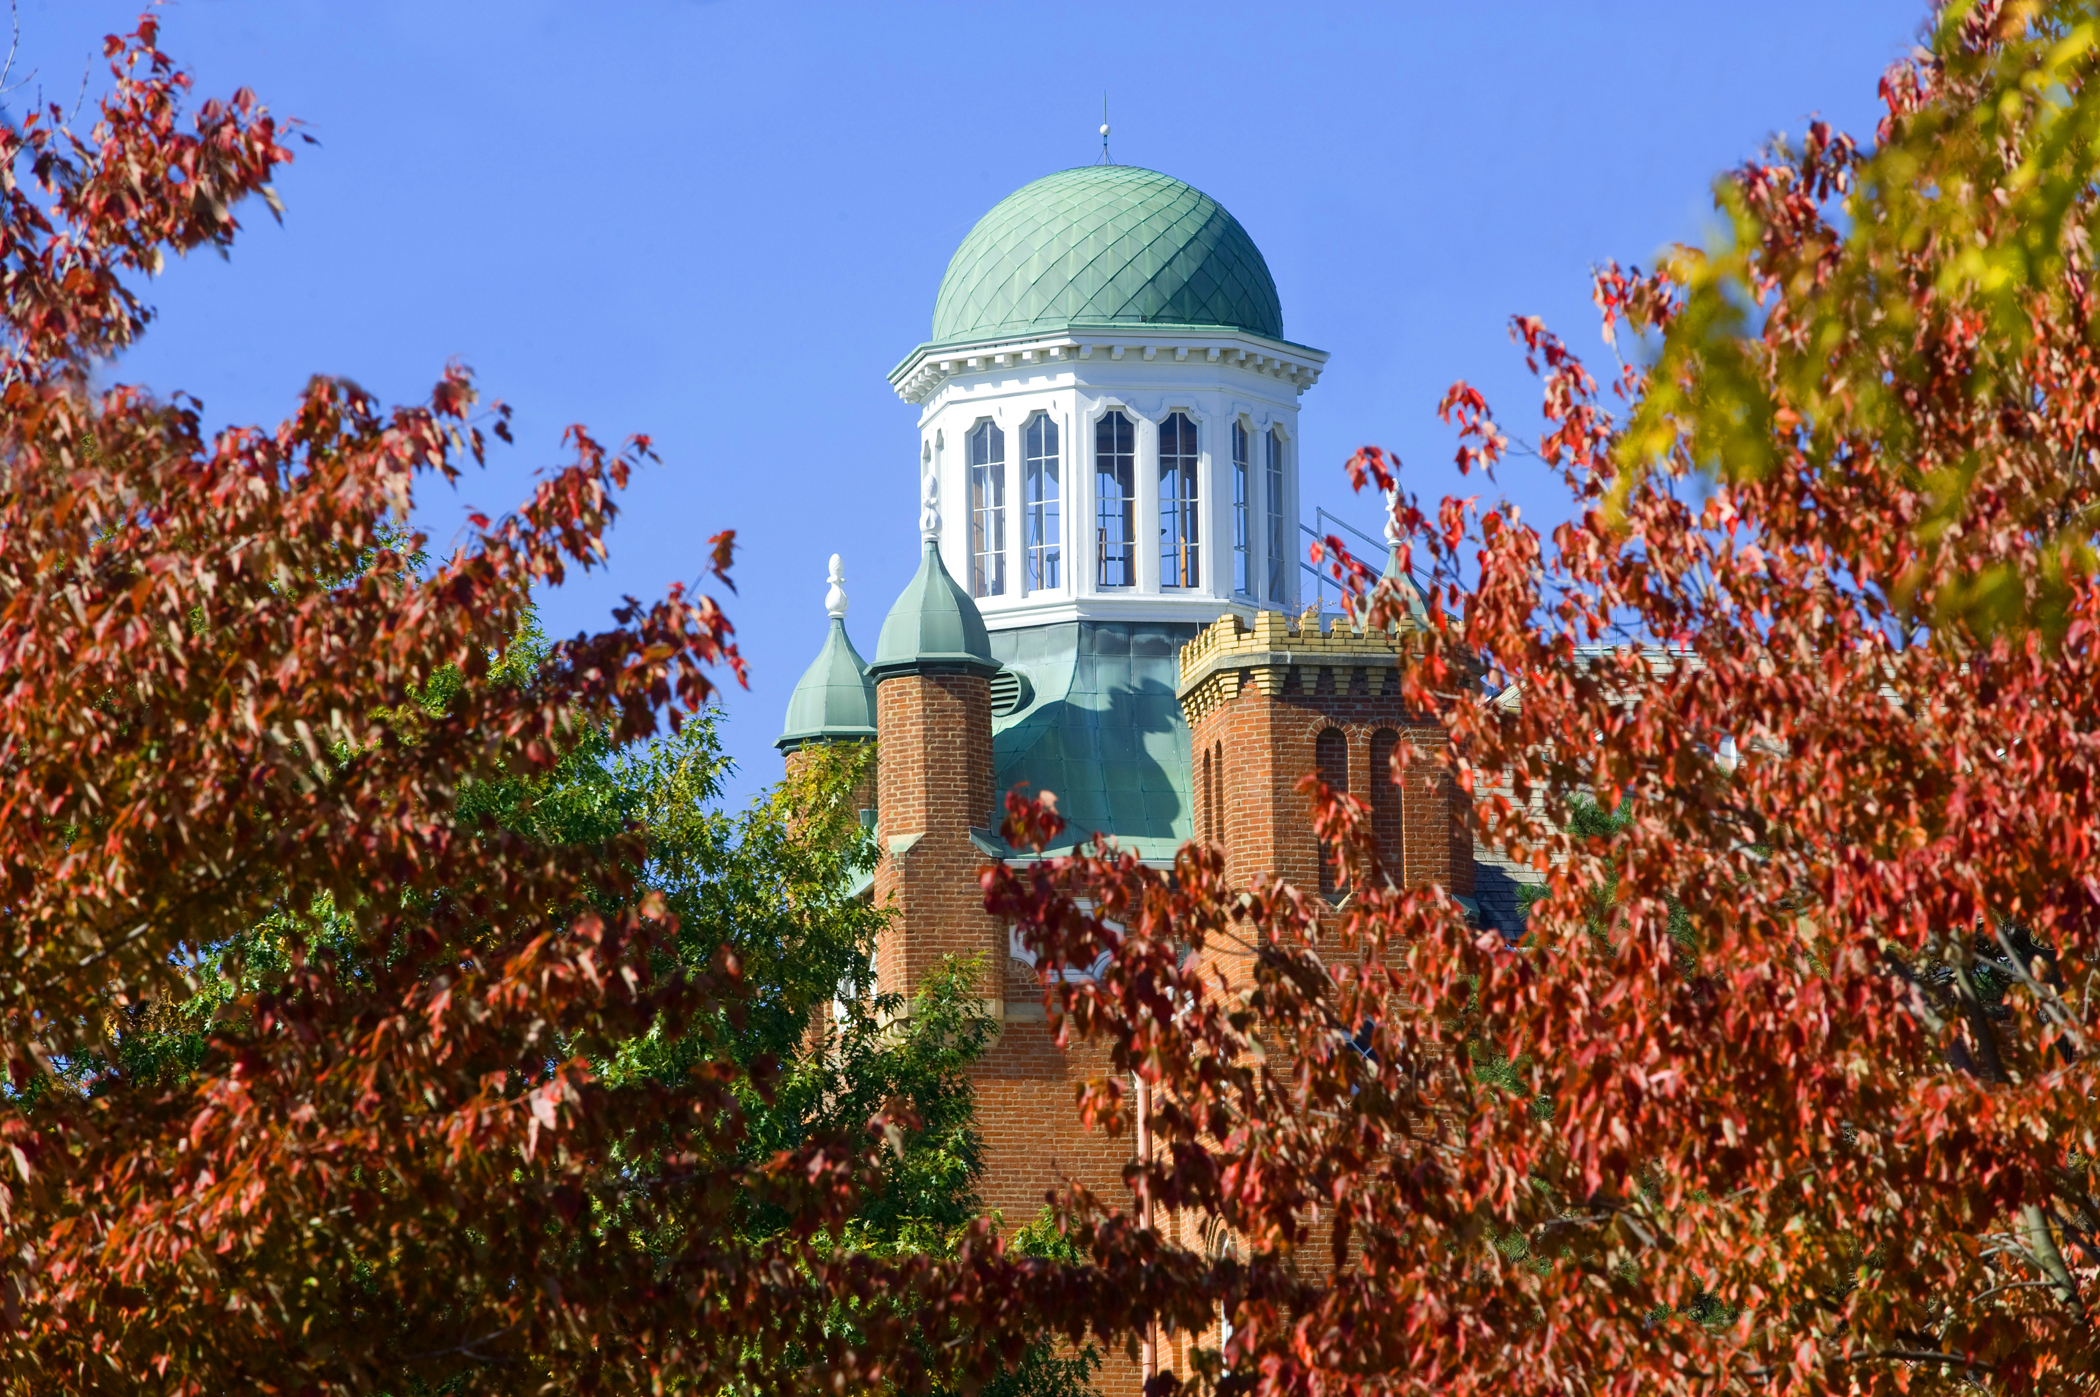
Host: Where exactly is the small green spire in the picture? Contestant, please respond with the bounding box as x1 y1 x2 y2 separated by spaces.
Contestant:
777 554 878 752
869 482 996 680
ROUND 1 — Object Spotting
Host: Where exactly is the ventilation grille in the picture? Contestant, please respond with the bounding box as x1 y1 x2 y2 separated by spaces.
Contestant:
989 666 1032 718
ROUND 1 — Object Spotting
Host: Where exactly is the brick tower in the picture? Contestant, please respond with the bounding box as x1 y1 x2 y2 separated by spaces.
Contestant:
774 159 1486 1393
864 478 1006 1013
1178 518 1474 918
1177 595 1471 907
857 473 1135 1251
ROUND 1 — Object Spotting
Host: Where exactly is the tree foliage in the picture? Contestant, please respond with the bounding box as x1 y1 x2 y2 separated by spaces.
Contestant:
984 4 2100 1392
0 18 1100 1394
22 5 2100 1395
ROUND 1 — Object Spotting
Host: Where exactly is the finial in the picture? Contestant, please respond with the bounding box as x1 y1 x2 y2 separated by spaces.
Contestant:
1383 486 1403 547
824 553 848 619
1098 95 1111 165
920 463 940 540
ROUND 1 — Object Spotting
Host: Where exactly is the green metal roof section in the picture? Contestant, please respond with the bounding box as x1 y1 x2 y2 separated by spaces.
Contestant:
1380 543 1432 628
987 621 1196 848
869 541 1000 680
929 166 1283 346
776 618 878 753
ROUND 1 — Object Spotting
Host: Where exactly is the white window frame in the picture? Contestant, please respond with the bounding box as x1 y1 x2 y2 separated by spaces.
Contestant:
1022 409 1062 594
1092 406 1138 590
1158 410 1201 589
968 417 1007 598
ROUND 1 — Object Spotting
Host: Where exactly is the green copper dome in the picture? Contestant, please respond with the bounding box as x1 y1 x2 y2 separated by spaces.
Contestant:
776 618 878 753
929 166 1283 345
869 541 998 680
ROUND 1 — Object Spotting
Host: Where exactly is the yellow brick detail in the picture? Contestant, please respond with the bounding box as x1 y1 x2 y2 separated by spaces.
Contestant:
1175 608 1418 727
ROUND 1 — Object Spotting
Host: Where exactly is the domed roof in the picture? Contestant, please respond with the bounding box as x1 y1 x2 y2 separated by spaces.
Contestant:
869 541 998 680
775 618 877 753
929 166 1283 346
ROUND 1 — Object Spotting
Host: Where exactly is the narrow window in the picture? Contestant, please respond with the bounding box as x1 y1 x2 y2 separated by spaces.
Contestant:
1232 421 1250 595
969 420 1006 598
1266 427 1289 604
1201 745 1214 843
1158 412 1200 588
1211 739 1225 847
1316 726 1348 900
1095 412 1136 588
1024 413 1061 592
1370 728 1402 883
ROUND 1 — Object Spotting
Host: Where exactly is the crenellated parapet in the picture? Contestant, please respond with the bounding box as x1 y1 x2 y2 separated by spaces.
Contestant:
1176 608 1419 725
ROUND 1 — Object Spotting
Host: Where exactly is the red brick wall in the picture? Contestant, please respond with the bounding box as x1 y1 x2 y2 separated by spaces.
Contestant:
872 669 1002 1003
857 641 1477 1397
1190 665 1459 899
970 1016 1128 1223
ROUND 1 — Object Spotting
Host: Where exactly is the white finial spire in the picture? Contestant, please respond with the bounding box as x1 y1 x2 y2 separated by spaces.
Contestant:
824 553 847 619
1098 95 1111 165
920 463 940 540
1383 486 1402 548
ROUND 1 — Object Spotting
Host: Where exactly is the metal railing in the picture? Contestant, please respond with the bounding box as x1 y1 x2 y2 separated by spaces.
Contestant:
1300 508 1386 615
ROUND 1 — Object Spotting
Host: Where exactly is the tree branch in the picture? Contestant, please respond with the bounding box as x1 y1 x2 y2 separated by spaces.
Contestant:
2021 1203 2088 1320
0 0 22 97
1969 1277 2062 1305
1991 923 2086 1059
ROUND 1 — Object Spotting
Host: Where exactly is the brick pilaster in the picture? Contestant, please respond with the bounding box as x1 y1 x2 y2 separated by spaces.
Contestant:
871 669 1003 1007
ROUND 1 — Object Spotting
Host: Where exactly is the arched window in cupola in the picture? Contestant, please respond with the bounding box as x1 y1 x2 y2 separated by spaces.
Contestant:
1266 426 1289 604
1159 412 1200 588
969 420 1007 598
1232 420 1251 596
1095 411 1136 588
1024 413 1061 592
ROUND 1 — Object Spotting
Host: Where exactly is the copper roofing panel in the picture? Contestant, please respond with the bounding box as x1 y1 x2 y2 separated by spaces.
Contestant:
931 166 1283 347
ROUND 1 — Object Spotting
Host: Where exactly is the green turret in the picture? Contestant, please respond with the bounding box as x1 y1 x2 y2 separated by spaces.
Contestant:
867 476 998 680
776 554 878 752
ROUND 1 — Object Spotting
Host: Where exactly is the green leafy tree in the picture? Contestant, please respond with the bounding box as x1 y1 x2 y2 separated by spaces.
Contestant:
80 612 1092 1394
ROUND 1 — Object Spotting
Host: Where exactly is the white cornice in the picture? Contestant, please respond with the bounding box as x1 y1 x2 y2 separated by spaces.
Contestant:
888 327 1329 406
976 592 1272 633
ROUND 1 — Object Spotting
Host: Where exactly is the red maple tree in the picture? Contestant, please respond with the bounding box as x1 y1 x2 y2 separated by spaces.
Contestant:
988 4 2100 1393
0 17 1111 1395
14 6 2100 1395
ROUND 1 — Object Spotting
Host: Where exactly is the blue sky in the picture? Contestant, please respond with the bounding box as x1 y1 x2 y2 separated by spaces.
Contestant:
11 0 1924 807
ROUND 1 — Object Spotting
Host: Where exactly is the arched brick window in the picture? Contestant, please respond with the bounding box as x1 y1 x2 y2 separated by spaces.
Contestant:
1370 728 1402 883
1200 745 1214 843
1210 740 1225 847
1315 726 1347 900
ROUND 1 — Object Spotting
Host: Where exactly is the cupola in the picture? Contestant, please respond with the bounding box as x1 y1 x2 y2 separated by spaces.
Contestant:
888 164 1327 634
775 554 878 752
